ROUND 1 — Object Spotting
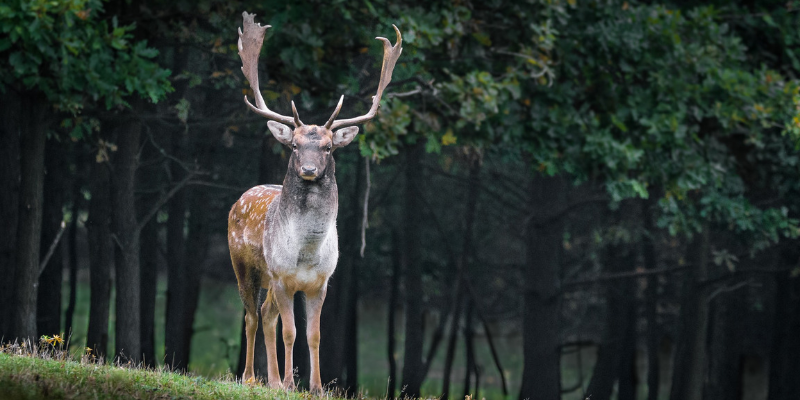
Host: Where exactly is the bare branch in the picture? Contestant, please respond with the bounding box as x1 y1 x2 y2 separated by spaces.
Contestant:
38 220 67 278
360 159 371 258
135 172 196 233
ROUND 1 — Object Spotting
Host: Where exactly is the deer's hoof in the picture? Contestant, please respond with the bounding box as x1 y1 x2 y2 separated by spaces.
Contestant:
309 385 324 396
283 380 297 391
242 371 256 385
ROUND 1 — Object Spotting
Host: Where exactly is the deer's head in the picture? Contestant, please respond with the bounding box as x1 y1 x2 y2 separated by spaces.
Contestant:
266 122 358 181
238 12 402 182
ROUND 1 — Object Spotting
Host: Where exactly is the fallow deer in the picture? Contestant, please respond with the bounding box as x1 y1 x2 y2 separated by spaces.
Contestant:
228 12 402 393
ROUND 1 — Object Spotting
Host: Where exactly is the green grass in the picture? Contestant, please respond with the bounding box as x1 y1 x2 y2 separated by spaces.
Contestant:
0 348 346 400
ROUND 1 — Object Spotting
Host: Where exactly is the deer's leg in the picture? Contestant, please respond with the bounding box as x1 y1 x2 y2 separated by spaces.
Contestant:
274 282 297 390
261 287 281 388
236 268 260 384
305 286 328 394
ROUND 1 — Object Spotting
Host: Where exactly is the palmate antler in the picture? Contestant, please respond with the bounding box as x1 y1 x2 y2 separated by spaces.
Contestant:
238 12 402 129
325 25 403 130
238 12 303 127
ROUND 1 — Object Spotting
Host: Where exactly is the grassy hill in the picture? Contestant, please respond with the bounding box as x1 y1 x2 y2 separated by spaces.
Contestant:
0 347 348 400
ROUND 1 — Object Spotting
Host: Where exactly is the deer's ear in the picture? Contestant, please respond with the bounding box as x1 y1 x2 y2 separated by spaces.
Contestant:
332 126 359 148
267 121 293 145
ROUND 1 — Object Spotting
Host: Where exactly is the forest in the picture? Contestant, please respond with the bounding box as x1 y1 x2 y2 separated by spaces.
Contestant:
1 0 799 399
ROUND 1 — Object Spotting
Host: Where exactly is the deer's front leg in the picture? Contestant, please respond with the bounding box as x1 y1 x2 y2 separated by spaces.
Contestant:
274 282 297 390
261 288 281 389
305 286 328 394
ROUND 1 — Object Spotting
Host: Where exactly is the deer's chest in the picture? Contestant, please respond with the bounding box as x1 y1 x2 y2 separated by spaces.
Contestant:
263 207 338 286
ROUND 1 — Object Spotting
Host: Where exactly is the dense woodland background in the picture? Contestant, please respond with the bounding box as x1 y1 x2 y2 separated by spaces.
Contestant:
2 0 800 399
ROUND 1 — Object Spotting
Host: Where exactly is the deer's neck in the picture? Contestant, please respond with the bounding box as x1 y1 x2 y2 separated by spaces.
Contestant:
276 158 338 239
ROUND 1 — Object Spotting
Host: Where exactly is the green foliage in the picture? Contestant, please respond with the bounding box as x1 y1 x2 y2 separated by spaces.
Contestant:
0 0 172 138
510 2 800 244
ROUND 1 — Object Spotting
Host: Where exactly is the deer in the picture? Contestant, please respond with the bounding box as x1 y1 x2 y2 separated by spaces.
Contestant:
228 11 402 393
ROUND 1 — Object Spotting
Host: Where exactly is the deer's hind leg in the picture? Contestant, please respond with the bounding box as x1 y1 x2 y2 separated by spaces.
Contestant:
234 259 261 384
261 284 282 388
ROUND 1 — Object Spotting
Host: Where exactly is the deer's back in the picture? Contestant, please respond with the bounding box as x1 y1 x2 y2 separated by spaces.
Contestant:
228 184 282 283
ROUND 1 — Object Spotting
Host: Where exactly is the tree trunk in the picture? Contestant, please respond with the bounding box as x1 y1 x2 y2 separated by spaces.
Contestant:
112 117 143 362
138 131 162 368
342 155 365 394
165 183 207 369
12 92 49 342
642 198 661 400
669 227 710 400
767 250 800 400
705 290 742 400
64 159 85 342
586 200 639 400
443 156 480 399
400 142 425 398
37 138 67 337
139 217 159 367
441 289 463 400
462 301 476 400
86 148 114 358
387 230 401 400
165 126 188 369
518 174 566 400
617 300 638 400
166 115 214 369
0 90 21 340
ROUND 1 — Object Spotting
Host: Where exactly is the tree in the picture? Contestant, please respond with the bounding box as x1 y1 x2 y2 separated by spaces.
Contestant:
0 0 171 346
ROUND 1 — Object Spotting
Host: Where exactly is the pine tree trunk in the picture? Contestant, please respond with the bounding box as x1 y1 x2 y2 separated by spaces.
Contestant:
0 90 21 339
36 139 67 337
12 92 49 342
669 227 710 400
111 117 143 361
86 146 113 358
518 174 565 400
400 142 425 398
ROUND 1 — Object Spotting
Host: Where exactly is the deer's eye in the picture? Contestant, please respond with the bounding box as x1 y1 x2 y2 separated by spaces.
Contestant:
326 145 332 152
292 143 297 150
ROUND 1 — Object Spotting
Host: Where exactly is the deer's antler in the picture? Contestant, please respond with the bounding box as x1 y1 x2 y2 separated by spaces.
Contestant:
326 25 403 130
238 12 302 127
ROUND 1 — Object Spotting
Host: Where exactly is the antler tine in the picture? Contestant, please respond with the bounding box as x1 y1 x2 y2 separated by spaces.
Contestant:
238 12 298 127
329 25 403 131
324 95 344 129
291 101 304 127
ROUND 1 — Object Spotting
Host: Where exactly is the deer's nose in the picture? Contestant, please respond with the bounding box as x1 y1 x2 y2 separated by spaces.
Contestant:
301 165 317 175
